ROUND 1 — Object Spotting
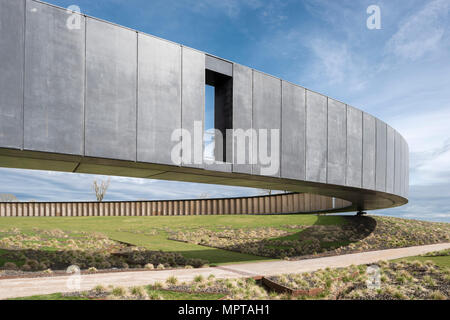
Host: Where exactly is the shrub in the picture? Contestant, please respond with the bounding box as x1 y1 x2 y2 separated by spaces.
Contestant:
148 291 163 300
152 281 163 289
111 286 127 297
21 264 31 272
411 260 423 268
194 275 204 283
43 268 53 275
144 263 154 270
424 260 435 266
26 259 40 271
186 258 209 268
88 267 98 273
393 291 406 299
3 262 18 270
39 262 48 270
156 264 165 270
93 285 106 294
130 286 148 299
429 290 445 300
396 275 406 284
423 275 436 286
166 276 178 285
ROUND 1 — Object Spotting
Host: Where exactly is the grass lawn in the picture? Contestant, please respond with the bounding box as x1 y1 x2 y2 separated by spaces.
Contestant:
394 252 450 269
9 293 89 300
0 214 343 265
146 289 225 300
8 289 225 301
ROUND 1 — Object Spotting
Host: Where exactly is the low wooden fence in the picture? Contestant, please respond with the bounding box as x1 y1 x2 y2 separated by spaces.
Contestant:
0 193 351 217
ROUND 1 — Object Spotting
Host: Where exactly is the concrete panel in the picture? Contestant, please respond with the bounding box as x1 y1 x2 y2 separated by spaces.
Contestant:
181 47 205 168
85 18 137 161
346 106 362 188
204 162 232 173
327 99 346 185
399 136 405 197
252 71 281 177
0 0 24 149
205 55 232 77
405 141 409 198
375 120 387 192
362 113 376 190
232 64 253 174
386 126 395 193
400 136 407 198
0 155 78 172
24 1 85 155
306 90 327 183
137 34 181 165
75 163 163 178
281 81 306 180
394 131 402 195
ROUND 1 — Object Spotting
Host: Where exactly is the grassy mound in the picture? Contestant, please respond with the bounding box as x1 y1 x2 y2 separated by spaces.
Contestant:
0 215 448 271
0 228 208 272
0 215 343 265
169 216 450 259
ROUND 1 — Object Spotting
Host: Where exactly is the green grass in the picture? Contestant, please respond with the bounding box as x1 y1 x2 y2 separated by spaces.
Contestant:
268 231 303 242
8 289 225 300
0 249 10 265
147 288 225 300
0 215 344 265
8 293 89 300
321 240 351 249
395 254 450 269
0 249 26 268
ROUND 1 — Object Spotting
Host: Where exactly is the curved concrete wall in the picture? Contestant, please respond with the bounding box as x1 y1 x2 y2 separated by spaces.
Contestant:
0 0 409 212
0 193 352 217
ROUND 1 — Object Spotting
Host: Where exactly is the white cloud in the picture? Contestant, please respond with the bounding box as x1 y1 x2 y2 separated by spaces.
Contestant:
0 168 264 202
188 0 263 19
389 108 450 153
385 0 450 60
305 38 369 90
375 183 450 222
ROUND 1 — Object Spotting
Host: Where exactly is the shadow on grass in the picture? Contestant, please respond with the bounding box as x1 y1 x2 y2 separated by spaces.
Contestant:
274 215 376 244
170 215 378 260
0 246 215 271
0 216 378 271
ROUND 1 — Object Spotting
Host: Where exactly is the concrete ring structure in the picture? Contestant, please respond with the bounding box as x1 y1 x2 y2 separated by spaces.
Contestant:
0 193 352 217
0 0 409 213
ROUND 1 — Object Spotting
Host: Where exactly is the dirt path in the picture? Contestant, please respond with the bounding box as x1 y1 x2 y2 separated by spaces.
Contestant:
1 243 449 299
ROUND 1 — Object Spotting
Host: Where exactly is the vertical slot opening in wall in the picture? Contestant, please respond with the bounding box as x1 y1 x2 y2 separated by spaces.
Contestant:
205 67 233 163
204 85 215 162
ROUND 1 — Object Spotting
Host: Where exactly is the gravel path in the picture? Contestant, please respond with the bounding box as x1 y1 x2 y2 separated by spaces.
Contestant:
1 243 449 299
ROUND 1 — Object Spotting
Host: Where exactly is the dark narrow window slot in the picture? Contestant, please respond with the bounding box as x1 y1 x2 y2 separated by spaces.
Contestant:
205 68 233 163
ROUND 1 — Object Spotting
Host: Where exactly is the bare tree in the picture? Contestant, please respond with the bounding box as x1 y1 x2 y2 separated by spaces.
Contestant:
0 194 19 202
92 178 111 202
258 189 272 196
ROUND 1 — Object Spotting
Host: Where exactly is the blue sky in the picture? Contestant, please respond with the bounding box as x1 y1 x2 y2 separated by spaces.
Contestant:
1 0 449 222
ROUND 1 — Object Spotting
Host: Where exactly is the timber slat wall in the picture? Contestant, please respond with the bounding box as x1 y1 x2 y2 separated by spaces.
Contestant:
0 193 351 217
